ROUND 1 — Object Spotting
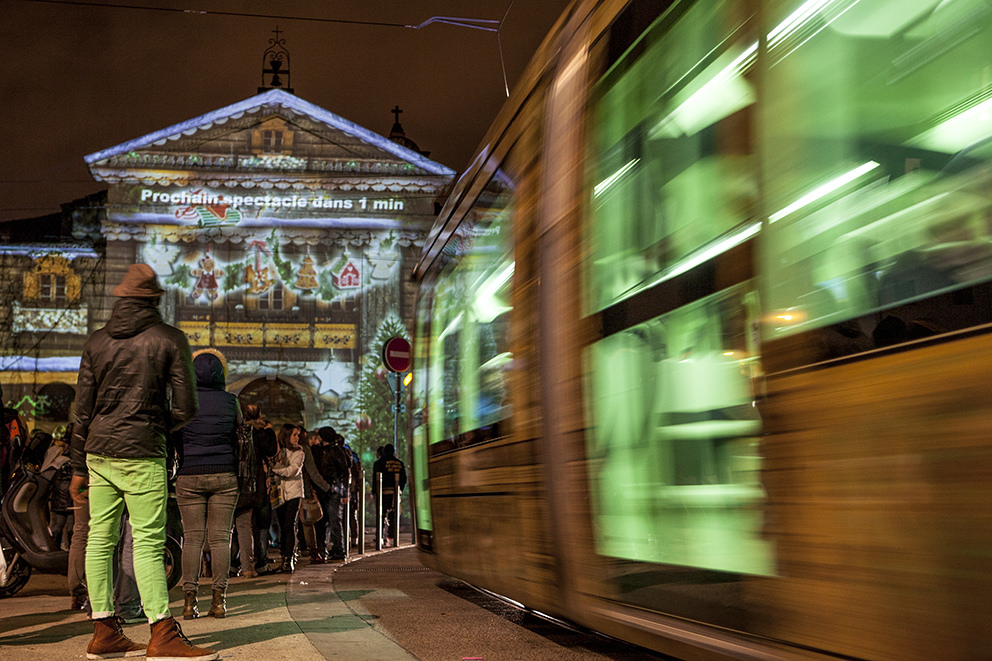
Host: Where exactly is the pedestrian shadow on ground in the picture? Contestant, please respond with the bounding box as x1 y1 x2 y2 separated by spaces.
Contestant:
194 620 304 649
0 614 91 646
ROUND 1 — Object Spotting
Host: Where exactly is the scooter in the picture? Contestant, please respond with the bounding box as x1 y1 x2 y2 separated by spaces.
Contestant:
0 430 183 598
0 429 67 596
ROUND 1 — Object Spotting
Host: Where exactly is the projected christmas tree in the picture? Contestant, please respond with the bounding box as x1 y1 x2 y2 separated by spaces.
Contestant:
295 246 318 291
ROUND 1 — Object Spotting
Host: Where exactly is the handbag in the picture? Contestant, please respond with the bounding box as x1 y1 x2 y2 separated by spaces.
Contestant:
268 471 284 509
299 495 323 525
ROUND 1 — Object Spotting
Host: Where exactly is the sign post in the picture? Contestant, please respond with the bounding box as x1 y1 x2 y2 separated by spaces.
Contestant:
382 336 411 373
382 337 411 452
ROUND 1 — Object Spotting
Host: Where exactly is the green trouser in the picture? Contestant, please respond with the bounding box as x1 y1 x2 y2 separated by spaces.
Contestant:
85 454 170 622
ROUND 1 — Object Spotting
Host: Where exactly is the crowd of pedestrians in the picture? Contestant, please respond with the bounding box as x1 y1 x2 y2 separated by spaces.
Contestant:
0 264 409 661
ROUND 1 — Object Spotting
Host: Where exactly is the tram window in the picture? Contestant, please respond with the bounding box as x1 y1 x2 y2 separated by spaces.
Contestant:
760 0 992 344
583 1 773 579
412 286 434 534
586 1 759 314
585 283 772 575
427 182 515 448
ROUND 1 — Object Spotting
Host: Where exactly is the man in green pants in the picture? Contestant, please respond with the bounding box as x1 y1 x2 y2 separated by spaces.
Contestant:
70 263 216 660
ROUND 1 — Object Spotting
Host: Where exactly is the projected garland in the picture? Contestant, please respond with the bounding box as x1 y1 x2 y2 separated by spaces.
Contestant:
141 228 394 304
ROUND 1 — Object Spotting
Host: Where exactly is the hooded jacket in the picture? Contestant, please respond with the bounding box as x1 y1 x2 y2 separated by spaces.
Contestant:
177 349 240 475
71 297 197 475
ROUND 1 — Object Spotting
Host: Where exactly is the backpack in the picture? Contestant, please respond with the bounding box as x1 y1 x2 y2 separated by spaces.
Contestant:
235 423 257 498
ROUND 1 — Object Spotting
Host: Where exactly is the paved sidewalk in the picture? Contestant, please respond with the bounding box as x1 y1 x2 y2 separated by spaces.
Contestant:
0 545 666 661
0 545 414 661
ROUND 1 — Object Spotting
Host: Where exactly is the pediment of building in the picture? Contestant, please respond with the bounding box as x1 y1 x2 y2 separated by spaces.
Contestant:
85 90 455 186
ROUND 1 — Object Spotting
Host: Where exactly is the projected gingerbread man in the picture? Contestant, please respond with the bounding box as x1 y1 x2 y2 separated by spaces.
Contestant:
191 252 219 301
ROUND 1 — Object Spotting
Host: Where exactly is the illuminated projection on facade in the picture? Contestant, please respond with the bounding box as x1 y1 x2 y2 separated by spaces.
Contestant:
83 89 454 434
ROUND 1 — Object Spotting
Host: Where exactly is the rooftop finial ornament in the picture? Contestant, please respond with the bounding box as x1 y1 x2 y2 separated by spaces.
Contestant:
258 26 294 94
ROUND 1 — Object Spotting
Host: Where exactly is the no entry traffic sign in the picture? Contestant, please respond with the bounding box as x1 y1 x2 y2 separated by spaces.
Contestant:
382 336 411 372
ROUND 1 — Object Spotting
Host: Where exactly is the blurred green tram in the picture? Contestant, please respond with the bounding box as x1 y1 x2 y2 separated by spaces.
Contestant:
409 1 992 659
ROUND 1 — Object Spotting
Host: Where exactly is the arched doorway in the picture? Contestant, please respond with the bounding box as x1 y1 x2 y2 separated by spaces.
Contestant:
238 378 305 427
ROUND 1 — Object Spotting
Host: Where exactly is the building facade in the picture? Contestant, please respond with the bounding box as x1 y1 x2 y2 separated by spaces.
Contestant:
2 89 453 462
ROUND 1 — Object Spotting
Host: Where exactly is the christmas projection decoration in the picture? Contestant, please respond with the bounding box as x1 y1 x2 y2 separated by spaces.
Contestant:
353 316 410 460
245 240 274 295
191 245 220 301
334 259 361 288
295 246 318 291
142 229 388 305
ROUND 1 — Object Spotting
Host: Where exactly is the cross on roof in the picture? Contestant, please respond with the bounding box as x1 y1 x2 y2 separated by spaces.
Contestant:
392 105 403 123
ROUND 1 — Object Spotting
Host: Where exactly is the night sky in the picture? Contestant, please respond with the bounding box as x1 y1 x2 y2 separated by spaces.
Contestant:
1 0 572 223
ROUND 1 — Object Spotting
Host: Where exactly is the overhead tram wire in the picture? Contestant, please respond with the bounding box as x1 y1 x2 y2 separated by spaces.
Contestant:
19 0 510 32
403 0 516 97
21 0 519 96
19 0 409 27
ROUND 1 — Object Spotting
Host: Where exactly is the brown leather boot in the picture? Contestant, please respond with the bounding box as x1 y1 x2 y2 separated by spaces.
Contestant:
206 589 226 618
146 617 218 661
87 616 147 659
182 591 198 620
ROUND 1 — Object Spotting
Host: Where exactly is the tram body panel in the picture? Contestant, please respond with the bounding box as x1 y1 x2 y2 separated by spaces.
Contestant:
412 0 992 658
420 437 560 610
756 332 992 659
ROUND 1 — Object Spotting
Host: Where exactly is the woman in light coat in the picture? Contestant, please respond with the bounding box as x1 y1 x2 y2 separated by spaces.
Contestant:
270 424 304 572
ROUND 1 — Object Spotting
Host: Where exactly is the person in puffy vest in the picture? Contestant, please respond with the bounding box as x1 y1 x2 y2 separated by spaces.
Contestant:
175 348 240 622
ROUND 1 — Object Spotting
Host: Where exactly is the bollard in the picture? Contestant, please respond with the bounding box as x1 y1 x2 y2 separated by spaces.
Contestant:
356 466 365 555
392 472 401 547
342 471 351 558
375 472 383 551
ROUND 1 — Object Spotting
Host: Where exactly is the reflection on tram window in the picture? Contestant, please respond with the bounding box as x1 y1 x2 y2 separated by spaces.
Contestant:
588 0 992 356
586 1 758 314
761 0 992 343
427 180 514 449
586 284 772 576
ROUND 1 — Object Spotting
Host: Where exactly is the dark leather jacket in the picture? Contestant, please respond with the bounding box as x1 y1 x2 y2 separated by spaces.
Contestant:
70 297 197 475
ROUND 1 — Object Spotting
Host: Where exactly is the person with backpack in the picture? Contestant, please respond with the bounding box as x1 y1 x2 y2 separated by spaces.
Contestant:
314 427 352 561
344 437 363 548
231 404 277 577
